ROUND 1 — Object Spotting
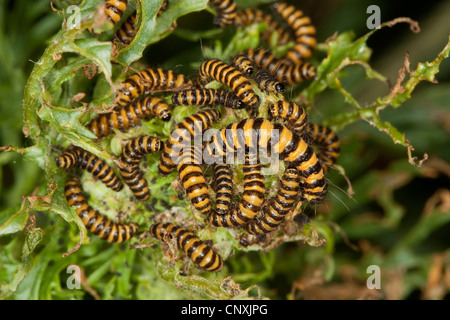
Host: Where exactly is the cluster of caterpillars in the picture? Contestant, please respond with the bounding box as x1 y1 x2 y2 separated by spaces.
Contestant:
56 0 340 273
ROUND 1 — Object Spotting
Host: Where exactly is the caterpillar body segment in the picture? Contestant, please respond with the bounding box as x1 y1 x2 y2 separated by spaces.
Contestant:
172 89 245 109
205 118 327 204
244 167 301 235
158 109 221 176
209 0 237 28
116 68 192 107
212 164 233 215
208 153 265 227
86 96 171 139
305 123 340 173
64 177 139 242
234 8 293 46
150 222 224 272
254 69 285 94
56 146 123 191
198 59 260 111
272 2 317 63
119 136 163 201
268 100 308 134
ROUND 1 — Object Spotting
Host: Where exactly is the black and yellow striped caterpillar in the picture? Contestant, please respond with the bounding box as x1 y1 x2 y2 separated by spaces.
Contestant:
56 146 123 191
207 153 266 227
272 2 317 63
268 100 308 134
176 145 211 215
244 167 301 235
254 69 285 94
204 118 327 204
230 54 254 76
115 11 136 45
86 96 171 139
115 0 169 45
116 68 192 107
243 48 316 85
212 164 233 215
65 177 139 242
171 89 245 109
158 109 221 176
234 8 292 46
150 222 224 272
198 58 260 112
105 0 129 25
304 123 340 173
119 136 163 201
209 0 236 28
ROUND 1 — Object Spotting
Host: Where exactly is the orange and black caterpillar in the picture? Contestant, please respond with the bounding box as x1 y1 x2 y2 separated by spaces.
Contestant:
304 123 340 173
116 68 192 107
207 153 266 227
115 0 169 45
65 177 139 242
234 8 292 46
198 59 260 112
272 2 317 63
212 164 233 215
119 136 163 201
105 0 129 25
115 11 137 45
243 48 316 85
86 96 171 139
268 100 308 134
204 118 327 204
254 69 285 94
244 167 301 235
158 109 221 176
209 0 236 28
177 146 211 214
150 222 224 272
171 89 245 109
56 146 123 191
230 54 254 76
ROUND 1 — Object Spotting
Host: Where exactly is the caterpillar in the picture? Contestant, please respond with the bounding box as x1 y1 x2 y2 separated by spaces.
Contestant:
209 0 236 28
198 59 260 111
158 109 221 176
105 0 129 25
254 69 285 94
115 11 137 45
207 153 266 227
268 100 308 134
65 177 139 242
176 145 211 215
150 222 224 272
204 118 327 204
304 123 340 173
272 2 317 63
115 0 169 45
230 54 254 76
234 8 293 46
171 89 245 109
243 48 316 85
86 96 171 139
116 68 192 107
56 146 123 191
244 167 301 235
212 164 233 215
119 136 163 201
